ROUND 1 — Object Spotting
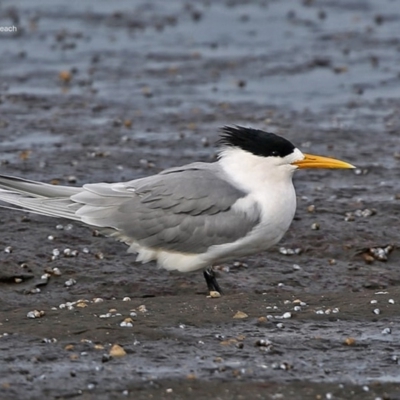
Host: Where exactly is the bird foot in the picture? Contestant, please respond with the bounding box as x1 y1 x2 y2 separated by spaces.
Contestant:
203 267 223 296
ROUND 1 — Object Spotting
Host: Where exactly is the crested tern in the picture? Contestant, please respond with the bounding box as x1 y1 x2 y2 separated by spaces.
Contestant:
0 126 354 294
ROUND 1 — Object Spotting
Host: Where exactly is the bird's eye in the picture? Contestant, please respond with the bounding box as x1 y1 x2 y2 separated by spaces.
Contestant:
271 151 279 157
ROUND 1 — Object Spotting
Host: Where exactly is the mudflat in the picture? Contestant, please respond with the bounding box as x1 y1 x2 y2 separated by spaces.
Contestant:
0 1 399 399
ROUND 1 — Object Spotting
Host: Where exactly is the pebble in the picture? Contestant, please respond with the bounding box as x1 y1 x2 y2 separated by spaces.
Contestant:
64 278 77 287
109 344 126 357
27 310 45 319
63 248 78 257
233 311 248 319
344 337 356 346
279 247 302 255
370 299 378 304
137 305 147 313
311 222 320 230
354 208 375 218
41 273 51 281
93 297 104 303
307 204 315 212
120 318 134 328
389 299 395 304
42 338 57 343
373 308 381 315
382 327 391 335
122 297 131 302
4 246 12 253
282 312 292 319
254 339 272 347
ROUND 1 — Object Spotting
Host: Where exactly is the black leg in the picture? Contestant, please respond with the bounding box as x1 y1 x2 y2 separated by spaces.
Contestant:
203 267 223 294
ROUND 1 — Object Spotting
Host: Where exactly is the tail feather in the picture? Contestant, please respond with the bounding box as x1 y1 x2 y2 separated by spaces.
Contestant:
0 174 82 221
0 175 81 197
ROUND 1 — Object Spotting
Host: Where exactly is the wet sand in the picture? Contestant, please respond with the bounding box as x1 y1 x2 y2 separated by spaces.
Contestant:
0 0 400 399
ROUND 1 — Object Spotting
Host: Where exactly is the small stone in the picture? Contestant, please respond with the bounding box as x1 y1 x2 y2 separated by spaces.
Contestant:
93 297 103 303
64 278 76 287
382 327 391 335
137 305 147 313
122 297 131 302
311 222 320 230
120 318 134 328
109 344 126 357
282 312 292 319
254 339 272 347
344 337 356 346
27 310 45 319
373 308 381 315
233 311 248 319
207 291 221 298
101 354 111 363
59 70 72 83
389 299 395 304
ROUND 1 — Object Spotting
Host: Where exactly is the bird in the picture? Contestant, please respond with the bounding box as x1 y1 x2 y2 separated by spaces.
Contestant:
0 126 354 295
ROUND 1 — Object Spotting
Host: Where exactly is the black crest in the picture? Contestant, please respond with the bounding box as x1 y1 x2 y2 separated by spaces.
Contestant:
219 126 296 158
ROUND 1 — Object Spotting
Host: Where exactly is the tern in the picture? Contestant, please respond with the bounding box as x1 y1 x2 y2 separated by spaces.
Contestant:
0 126 354 294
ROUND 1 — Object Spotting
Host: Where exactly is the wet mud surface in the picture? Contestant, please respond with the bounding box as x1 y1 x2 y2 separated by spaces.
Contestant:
0 0 400 399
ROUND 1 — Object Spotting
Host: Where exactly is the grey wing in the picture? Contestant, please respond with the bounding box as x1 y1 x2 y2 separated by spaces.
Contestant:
73 163 261 254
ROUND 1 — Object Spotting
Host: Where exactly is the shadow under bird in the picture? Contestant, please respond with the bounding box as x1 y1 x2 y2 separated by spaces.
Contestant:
0 126 354 294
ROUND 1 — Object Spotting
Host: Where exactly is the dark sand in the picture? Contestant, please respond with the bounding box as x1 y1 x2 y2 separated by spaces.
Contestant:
0 0 400 399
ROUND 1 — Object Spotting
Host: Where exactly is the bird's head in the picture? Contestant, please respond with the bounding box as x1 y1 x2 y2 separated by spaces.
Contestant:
218 126 355 171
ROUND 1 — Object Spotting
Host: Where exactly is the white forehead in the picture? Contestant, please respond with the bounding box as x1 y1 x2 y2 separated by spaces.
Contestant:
283 147 304 164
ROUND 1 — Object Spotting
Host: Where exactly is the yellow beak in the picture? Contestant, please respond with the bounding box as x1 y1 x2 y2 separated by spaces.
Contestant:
292 153 355 169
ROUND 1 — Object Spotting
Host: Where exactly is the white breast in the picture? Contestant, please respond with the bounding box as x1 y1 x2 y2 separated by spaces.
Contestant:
201 146 301 263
